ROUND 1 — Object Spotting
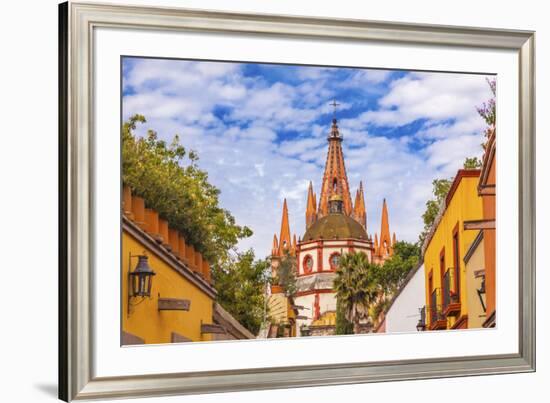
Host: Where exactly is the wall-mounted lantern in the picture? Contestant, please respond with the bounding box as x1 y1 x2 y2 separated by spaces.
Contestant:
416 306 426 332
476 274 487 312
128 253 156 315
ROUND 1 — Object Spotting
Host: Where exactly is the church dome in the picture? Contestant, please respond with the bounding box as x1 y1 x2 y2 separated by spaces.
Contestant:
302 214 368 242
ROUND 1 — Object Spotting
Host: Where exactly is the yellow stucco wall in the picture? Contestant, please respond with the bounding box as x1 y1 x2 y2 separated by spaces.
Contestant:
465 236 487 329
424 173 483 329
268 292 290 323
122 230 213 344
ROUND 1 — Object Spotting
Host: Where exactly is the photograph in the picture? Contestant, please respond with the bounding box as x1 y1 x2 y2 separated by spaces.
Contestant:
120 57 497 344
1 0 542 401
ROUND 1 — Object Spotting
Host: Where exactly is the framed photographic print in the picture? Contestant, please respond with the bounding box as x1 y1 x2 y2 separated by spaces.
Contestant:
59 1 535 401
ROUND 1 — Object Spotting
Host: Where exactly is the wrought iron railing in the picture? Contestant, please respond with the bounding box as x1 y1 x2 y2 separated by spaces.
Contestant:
442 268 459 311
417 306 426 331
442 270 451 310
429 288 442 324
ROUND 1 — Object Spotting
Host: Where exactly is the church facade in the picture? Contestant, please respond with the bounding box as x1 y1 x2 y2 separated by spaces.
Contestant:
269 117 397 337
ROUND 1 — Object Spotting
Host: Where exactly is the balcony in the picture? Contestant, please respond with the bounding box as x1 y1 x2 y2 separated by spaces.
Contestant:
429 289 447 330
442 269 461 317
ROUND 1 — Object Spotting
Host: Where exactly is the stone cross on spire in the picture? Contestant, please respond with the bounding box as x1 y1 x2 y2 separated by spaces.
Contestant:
329 99 340 120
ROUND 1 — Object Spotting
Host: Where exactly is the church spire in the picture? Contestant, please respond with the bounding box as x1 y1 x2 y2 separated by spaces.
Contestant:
318 118 353 217
379 198 393 257
306 181 317 229
272 234 279 255
278 199 292 254
353 181 367 229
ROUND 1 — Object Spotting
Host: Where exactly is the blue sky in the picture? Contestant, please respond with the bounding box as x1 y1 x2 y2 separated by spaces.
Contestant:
122 57 494 258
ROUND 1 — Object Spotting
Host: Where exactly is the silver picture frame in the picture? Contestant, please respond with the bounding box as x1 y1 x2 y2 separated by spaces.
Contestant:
59 1 536 400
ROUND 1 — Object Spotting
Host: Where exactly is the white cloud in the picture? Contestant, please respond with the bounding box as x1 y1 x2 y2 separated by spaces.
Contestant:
340 69 393 87
424 134 484 176
123 59 493 257
361 73 492 130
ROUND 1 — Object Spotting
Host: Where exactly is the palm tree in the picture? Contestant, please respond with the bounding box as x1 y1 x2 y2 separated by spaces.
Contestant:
333 252 380 334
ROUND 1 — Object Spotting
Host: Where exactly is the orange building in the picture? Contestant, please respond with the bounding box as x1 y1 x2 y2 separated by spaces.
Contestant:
463 126 496 328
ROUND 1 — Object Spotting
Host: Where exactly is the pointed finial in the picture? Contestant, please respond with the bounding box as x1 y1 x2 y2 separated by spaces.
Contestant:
279 199 291 254
272 234 279 255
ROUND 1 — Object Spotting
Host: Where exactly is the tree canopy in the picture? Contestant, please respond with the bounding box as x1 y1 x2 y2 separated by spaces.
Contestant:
463 156 482 169
274 252 298 298
212 250 270 335
378 241 420 293
418 178 452 246
476 77 496 127
122 114 252 262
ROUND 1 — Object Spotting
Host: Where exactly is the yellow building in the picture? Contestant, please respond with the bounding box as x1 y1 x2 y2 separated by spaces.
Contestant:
422 170 483 330
121 186 251 344
267 288 298 338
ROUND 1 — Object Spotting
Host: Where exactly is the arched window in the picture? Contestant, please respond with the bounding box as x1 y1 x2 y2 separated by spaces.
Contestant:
332 178 338 192
329 252 341 270
303 255 314 274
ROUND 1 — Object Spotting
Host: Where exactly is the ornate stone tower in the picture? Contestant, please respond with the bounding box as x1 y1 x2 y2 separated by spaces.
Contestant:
317 119 354 217
267 110 397 338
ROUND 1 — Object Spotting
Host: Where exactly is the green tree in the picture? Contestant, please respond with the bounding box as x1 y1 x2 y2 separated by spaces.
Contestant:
333 252 380 334
122 114 252 262
476 77 496 127
378 241 420 293
275 252 297 297
212 250 270 335
335 298 354 335
364 241 420 325
418 178 452 246
463 156 482 169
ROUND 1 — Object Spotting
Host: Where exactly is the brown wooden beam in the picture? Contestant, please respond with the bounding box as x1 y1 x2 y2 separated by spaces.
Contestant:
201 323 226 334
463 219 495 230
122 331 145 345
158 298 191 311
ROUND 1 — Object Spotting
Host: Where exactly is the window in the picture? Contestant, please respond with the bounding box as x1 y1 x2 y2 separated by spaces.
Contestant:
439 249 447 308
329 253 341 270
428 271 435 324
303 255 313 274
453 229 460 301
